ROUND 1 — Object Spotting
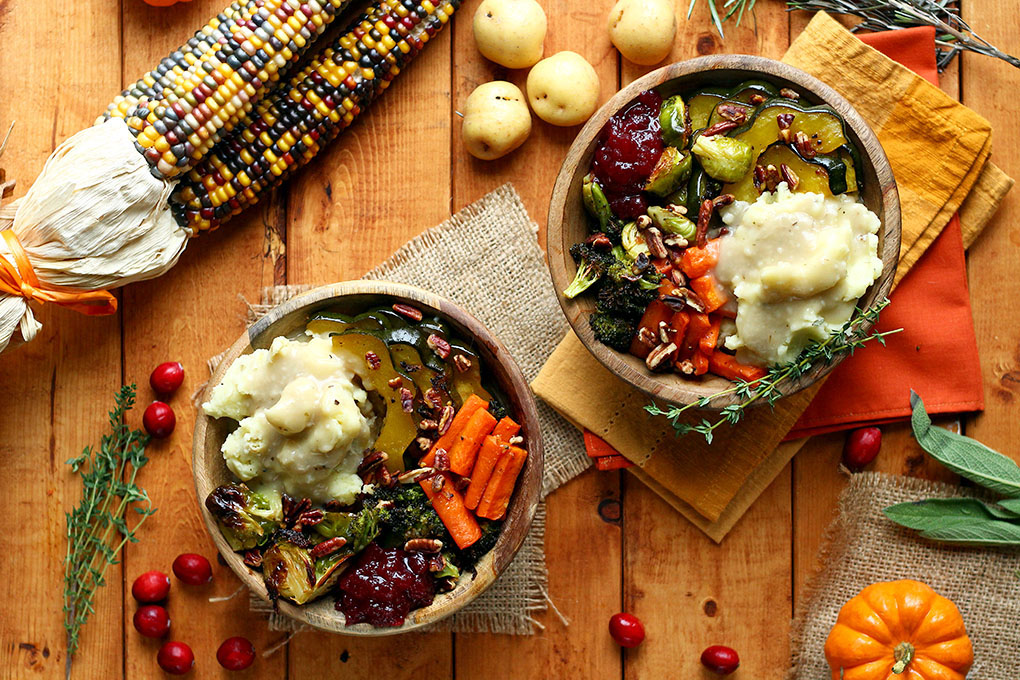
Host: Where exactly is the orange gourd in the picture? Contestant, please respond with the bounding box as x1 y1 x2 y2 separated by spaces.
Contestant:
824 580 973 680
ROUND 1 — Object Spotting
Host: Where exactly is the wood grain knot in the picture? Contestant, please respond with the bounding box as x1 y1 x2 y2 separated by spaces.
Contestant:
696 34 719 55
597 498 622 525
702 598 718 616
340 650 350 663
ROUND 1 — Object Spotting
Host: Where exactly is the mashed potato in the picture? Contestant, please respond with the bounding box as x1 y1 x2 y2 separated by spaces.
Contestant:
715 184 882 366
203 335 375 504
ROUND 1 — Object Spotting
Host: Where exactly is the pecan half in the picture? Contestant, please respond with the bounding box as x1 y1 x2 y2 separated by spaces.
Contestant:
776 113 795 130
748 93 767 105
635 214 652 229
763 164 782 192
780 163 800 190
358 450 389 475
405 539 444 554
282 495 312 527
387 376 403 389
365 351 381 370
716 102 748 124
431 474 445 492
664 235 688 249
702 120 739 137
428 553 447 573
433 448 450 472
294 509 325 529
658 321 670 344
437 405 455 435
399 387 414 413
309 537 348 560
712 194 735 209
427 334 451 359
636 326 656 348
452 354 472 373
242 549 263 569
418 418 439 431
397 467 435 484
643 226 668 259
392 303 423 321
374 466 394 488
670 268 687 288
423 388 444 410
667 203 687 215
589 233 612 250
753 164 767 193
416 436 434 451
677 359 696 375
779 87 800 100
696 198 714 248
793 131 817 159
646 342 678 371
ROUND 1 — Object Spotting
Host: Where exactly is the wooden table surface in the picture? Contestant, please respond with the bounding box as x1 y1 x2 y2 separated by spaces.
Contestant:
1 0 1017 678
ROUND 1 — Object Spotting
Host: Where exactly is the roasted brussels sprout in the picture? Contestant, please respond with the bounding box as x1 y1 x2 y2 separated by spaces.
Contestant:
691 134 755 183
643 147 693 197
205 483 281 551
647 205 696 240
262 538 354 605
621 221 649 259
582 173 616 236
659 95 690 148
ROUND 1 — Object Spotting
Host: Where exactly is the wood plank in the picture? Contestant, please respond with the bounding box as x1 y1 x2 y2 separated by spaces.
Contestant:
0 1 123 677
283 4 456 676
119 2 287 677
620 4 791 678
450 0 623 677
962 4 1020 455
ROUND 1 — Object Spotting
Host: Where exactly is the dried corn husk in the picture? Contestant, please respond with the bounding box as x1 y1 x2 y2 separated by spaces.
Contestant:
0 119 189 352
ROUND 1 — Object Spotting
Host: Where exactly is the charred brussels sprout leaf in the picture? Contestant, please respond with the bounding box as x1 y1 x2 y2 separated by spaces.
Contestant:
582 173 619 238
644 147 693 198
691 134 755 183
659 95 690 148
263 539 353 605
647 206 696 240
205 483 280 551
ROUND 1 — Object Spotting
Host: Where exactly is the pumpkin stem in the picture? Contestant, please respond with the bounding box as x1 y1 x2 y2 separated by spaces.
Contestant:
891 642 915 674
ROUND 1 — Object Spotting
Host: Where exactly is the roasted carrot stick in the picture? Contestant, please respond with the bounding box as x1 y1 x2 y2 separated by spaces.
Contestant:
691 273 729 313
464 436 506 510
422 394 488 467
700 317 722 354
583 430 619 459
709 352 767 383
448 408 497 476
595 454 633 471
680 238 721 279
420 472 482 549
491 416 520 442
476 445 527 521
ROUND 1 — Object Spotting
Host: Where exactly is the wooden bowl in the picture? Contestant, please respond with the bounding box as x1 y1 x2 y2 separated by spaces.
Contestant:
192 281 544 635
547 55 901 409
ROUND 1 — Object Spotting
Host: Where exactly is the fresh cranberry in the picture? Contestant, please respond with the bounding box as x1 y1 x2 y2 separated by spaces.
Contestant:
592 90 664 218
336 543 435 627
143 401 176 439
157 641 194 675
217 636 256 671
133 605 170 638
608 612 645 648
701 645 740 675
132 570 170 603
843 426 882 471
150 362 184 396
172 553 212 585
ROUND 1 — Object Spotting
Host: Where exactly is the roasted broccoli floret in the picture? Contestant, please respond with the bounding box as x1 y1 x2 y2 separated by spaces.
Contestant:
564 241 617 299
205 483 281 551
315 505 383 553
372 485 447 544
597 276 659 320
606 251 663 291
589 312 636 351
455 519 502 568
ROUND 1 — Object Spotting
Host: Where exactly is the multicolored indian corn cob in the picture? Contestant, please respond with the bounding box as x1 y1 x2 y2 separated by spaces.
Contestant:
102 0 352 180
170 0 459 232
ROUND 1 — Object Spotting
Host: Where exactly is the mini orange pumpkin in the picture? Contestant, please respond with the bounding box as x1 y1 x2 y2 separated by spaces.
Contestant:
824 580 973 680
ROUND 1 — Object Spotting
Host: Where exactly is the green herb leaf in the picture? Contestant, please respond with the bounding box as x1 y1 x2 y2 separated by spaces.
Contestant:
997 498 1020 514
884 498 1020 531
918 520 1020 546
910 391 1020 497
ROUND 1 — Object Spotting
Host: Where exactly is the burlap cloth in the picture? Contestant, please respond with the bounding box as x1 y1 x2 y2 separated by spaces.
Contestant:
789 472 1020 679
207 184 587 634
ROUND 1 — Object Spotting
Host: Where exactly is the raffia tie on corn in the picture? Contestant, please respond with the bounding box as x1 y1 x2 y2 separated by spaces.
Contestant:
170 0 460 232
107 0 351 180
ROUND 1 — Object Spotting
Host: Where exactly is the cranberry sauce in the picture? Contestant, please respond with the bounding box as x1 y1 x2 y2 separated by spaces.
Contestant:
592 90 664 219
336 543 435 627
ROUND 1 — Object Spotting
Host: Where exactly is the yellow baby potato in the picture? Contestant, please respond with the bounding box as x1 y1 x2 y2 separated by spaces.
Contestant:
473 0 547 69
461 81 533 161
607 0 677 66
526 51 601 127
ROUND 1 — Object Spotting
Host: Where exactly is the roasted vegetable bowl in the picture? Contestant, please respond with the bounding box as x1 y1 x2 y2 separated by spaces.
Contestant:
193 281 543 635
547 54 900 409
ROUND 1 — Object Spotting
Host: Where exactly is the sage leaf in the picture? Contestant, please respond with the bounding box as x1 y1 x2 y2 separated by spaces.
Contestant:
884 498 1020 531
998 498 1020 514
919 520 1020 546
911 391 1020 497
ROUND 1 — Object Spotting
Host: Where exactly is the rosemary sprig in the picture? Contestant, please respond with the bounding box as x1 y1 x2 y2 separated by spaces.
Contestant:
63 384 154 679
645 299 900 443
694 0 1020 72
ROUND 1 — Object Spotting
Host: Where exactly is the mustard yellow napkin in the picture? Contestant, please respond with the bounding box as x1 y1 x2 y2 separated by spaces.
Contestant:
533 12 1013 542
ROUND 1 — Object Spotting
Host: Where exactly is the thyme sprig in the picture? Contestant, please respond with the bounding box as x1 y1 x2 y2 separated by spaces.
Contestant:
63 385 154 678
692 0 1020 72
645 299 900 443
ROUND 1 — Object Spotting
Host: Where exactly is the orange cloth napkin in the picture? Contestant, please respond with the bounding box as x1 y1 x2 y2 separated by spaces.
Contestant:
786 27 983 438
